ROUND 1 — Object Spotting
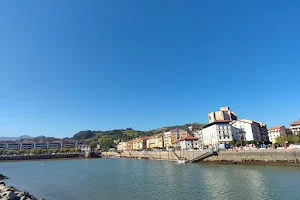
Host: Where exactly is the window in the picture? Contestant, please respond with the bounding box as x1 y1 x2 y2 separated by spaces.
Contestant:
219 136 221 139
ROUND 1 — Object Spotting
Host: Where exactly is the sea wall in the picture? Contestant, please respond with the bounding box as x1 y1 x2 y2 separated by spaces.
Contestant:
0 153 80 161
102 150 209 161
202 149 300 164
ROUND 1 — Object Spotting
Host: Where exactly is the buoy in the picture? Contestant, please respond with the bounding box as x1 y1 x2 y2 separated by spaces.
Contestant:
40 163 43 166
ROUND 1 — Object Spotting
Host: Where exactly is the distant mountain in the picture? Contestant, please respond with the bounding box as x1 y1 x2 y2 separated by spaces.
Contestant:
0 135 33 141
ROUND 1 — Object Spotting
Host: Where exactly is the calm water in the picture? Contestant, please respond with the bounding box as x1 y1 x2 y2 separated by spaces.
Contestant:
1 158 300 200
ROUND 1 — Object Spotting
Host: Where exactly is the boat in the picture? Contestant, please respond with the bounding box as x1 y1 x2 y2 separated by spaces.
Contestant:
177 159 186 164
138 157 141 159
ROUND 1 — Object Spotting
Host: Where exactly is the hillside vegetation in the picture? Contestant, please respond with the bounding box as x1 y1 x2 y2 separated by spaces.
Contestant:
72 123 207 150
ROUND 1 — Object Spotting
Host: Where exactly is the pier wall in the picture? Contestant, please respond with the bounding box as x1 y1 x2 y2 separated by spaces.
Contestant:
202 149 300 164
102 150 209 161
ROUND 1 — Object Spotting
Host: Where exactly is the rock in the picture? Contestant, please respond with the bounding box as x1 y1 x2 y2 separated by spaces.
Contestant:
20 197 27 200
1 191 16 199
1 187 14 192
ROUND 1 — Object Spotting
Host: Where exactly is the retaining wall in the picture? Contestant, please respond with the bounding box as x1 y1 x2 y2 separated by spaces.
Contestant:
202 149 300 164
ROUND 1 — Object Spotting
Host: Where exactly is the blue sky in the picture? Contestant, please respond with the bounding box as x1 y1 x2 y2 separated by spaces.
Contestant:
0 1 300 138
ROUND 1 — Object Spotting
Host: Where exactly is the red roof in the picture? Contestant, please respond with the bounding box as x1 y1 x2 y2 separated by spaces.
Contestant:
291 120 300 125
180 135 197 141
269 126 283 131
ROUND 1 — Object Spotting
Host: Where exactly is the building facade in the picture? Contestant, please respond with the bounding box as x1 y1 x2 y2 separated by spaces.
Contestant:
146 134 164 149
202 121 233 149
163 131 172 149
230 119 262 142
208 106 237 123
193 130 203 148
175 135 199 150
268 126 286 144
170 129 187 144
291 120 300 135
117 142 128 151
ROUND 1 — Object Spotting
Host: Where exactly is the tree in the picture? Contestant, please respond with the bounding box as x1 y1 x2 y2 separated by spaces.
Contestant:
275 136 284 145
73 130 95 140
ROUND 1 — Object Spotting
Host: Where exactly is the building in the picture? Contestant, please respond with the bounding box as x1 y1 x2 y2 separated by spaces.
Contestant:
208 106 237 123
268 126 287 144
230 119 262 142
77 144 90 151
259 122 269 143
117 142 128 151
0 143 6 149
170 129 187 144
132 139 141 150
193 130 203 148
34 143 47 149
286 128 293 135
146 134 164 149
61 140 76 148
163 131 172 149
291 120 300 135
47 142 61 149
6 143 19 150
202 120 233 149
20 143 34 150
174 135 199 150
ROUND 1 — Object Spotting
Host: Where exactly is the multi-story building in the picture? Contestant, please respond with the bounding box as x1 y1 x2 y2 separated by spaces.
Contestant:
230 119 263 142
268 126 286 144
20 143 34 150
163 131 172 149
34 143 47 149
170 129 187 144
291 120 300 135
146 134 164 149
47 142 61 149
193 130 203 148
208 106 237 123
61 140 76 148
286 128 293 136
202 120 233 149
0 143 6 149
117 142 128 151
174 135 199 150
6 143 19 150
259 122 269 143
132 139 141 150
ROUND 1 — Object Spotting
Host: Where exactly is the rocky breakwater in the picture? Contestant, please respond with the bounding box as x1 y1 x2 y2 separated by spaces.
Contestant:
0 174 43 200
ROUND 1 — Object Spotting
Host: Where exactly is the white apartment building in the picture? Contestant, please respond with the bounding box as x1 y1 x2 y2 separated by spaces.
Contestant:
291 120 300 135
117 142 128 151
163 131 172 149
230 119 262 142
202 121 233 149
268 126 286 144
175 135 199 150
193 130 203 147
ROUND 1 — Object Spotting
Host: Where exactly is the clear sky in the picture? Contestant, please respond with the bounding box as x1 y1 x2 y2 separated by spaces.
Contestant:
1 1 300 138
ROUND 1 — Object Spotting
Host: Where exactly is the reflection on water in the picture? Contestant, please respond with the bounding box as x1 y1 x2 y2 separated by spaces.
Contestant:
1 159 300 200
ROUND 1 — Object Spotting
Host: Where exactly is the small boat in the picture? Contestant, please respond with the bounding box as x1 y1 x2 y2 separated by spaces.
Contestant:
177 159 186 164
138 157 141 160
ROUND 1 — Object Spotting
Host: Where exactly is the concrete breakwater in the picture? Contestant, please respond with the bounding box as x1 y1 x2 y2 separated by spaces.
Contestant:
202 149 300 165
0 153 80 161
